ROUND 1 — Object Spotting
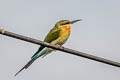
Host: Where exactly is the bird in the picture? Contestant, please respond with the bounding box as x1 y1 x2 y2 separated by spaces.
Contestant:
15 19 82 76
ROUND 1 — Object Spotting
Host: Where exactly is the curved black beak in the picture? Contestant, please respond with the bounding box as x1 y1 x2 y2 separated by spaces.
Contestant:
71 19 83 24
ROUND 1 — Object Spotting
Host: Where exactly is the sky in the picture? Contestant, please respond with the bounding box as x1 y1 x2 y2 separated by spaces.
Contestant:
0 0 120 80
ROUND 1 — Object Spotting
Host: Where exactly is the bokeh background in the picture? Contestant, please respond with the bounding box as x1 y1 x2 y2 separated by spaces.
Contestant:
0 0 120 80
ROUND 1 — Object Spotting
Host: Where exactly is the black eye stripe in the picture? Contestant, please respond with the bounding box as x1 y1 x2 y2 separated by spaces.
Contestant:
61 22 70 25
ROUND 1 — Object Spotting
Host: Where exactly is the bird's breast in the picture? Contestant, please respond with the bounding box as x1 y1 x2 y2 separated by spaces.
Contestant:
57 25 71 45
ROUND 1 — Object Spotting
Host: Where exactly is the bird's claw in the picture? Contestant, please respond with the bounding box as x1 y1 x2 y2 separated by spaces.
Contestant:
56 44 64 49
1 29 5 34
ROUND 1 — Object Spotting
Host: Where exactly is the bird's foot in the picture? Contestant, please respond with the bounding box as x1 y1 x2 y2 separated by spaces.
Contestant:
56 44 64 49
1 29 5 34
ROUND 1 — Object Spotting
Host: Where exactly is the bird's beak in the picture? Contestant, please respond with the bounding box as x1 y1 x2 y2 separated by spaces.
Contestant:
70 19 83 24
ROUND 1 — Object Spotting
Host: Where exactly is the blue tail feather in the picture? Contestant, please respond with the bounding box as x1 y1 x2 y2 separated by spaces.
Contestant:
32 48 47 60
15 48 47 76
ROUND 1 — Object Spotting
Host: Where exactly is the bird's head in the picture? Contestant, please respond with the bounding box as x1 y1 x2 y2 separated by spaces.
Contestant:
55 19 82 29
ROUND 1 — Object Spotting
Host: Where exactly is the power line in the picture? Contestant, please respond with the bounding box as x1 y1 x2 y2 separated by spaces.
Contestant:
0 29 120 68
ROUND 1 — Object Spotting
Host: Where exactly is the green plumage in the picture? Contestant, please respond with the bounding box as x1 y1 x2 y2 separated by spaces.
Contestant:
31 26 60 58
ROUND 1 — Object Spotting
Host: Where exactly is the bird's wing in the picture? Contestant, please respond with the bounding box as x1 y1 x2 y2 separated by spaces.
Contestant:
31 27 60 58
15 27 60 76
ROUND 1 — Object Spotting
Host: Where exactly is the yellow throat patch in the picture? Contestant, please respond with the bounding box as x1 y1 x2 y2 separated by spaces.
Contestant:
60 24 71 32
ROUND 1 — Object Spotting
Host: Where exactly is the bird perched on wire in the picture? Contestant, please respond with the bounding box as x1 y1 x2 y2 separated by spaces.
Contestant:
15 19 82 76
